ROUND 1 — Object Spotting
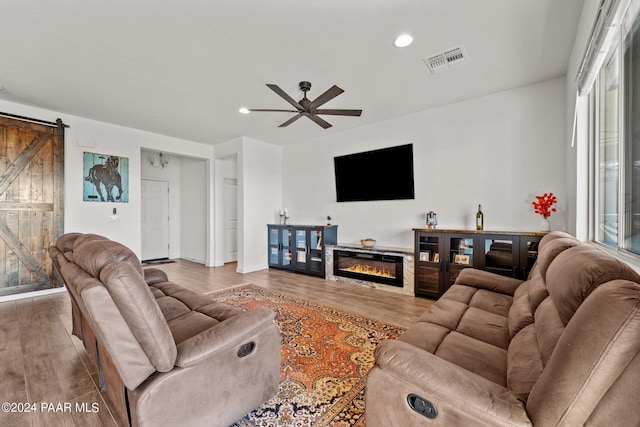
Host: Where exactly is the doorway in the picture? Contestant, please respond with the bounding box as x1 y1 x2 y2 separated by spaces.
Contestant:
141 179 169 261
223 177 238 263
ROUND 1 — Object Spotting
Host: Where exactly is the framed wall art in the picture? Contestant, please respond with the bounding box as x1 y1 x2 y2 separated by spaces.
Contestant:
83 151 129 202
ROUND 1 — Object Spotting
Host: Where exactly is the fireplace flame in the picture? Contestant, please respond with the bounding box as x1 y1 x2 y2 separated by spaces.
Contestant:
341 264 395 279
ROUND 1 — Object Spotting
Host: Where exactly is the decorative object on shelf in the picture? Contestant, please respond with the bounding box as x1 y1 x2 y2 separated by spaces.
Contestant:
327 215 332 226
426 211 438 229
532 193 557 231
361 238 376 248
283 208 290 225
454 254 471 265
476 204 484 230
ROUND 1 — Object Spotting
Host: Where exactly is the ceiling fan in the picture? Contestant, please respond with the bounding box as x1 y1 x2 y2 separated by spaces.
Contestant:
247 81 362 129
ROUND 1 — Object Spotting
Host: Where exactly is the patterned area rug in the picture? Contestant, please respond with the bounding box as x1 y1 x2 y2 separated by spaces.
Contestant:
209 284 406 427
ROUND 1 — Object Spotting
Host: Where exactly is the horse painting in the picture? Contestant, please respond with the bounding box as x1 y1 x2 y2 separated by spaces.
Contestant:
83 153 129 202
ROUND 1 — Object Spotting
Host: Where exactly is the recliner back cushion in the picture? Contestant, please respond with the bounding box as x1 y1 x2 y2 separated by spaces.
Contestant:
55 232 82 252
74 239 143 278
546 245 640 326
533 237 580 282
526 280 640 426
100 262 177 372
72 233 109 250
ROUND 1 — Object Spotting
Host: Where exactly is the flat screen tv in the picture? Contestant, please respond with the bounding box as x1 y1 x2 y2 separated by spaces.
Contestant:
334 144 415 202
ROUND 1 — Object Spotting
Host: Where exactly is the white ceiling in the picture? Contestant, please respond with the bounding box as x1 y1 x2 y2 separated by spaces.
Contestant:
0 0 584 146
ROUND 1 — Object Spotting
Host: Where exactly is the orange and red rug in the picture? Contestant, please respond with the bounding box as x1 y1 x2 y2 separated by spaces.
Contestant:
209 284 405 427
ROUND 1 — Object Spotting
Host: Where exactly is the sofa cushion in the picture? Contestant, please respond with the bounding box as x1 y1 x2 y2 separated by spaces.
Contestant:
75 239 143 278
435 332 507 386
72 233 109 250
526 280 640 426
534 237 581 281
507 324 543 401
55 232 82 252
546 245 640 325
507 281 533 338
100 262 177 372
457 306 510 349
168 312 220 345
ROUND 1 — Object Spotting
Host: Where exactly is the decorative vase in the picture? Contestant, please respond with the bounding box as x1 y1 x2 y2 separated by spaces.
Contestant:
540 217 551 232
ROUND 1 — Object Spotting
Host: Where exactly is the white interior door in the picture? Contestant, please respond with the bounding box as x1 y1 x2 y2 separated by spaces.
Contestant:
141 179 169 260
223 177 238 263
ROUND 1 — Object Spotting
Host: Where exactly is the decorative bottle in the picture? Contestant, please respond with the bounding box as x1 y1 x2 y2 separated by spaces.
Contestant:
476 205 484 230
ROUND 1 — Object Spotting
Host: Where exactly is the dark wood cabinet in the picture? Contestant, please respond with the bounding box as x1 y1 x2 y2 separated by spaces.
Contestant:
414 229 545 299
268 224 337 278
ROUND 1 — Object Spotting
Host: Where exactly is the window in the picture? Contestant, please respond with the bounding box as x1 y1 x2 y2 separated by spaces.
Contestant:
593 1 640 255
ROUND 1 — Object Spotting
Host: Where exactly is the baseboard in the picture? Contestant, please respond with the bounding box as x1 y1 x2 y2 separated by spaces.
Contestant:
0 286 68 303
180 256 205 264
236 264 268 274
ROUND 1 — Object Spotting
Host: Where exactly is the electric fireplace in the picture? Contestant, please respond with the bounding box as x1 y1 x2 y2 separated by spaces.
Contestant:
333 250 404 287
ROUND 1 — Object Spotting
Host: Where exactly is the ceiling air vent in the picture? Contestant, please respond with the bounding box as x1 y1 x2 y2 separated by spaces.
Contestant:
424 45 469 75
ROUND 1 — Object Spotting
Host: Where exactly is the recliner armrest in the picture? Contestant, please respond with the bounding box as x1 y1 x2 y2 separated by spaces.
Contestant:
143 267 169 285
175 307 277 368
368 340 532 426
454 268 523 296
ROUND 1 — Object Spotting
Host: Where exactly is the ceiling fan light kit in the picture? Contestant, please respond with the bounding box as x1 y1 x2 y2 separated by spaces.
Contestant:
247 81 362 129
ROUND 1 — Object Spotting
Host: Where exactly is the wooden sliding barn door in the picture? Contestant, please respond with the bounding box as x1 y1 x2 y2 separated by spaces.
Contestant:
0 116 64 296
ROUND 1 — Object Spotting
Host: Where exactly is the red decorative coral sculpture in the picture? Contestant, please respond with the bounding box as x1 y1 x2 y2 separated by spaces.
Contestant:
532 193 557 218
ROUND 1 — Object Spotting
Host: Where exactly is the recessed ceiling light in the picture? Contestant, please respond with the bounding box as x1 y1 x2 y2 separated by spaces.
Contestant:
239 107 250 114
394 34 414 48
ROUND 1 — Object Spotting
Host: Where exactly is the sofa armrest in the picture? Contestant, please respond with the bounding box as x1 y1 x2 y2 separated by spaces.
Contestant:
455 268 523 296
143 267 169 285
175 307 277 368
368 340 532 426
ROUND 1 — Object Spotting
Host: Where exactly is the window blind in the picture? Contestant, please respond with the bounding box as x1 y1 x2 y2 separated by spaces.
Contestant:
576 0 631 96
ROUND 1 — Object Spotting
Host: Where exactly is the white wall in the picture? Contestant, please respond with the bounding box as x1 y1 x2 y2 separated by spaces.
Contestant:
282 77 568 249
0 99 215 259
214 136 282 273
180 157 207 263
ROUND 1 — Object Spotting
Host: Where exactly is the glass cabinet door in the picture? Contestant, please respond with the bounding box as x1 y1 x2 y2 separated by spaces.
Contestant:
519 237 541 279
482 237 516 277
415 234 442 297
308 229 324 274
269 227 280 265
282 228 292 267
447 235 474 286
295 229 307 266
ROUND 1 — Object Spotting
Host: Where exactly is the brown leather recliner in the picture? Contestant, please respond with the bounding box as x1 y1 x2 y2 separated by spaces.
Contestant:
50 233 281 427
366 231 640 426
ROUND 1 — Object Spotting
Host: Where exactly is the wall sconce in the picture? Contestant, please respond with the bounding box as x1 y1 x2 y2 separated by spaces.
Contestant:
150 152 170 169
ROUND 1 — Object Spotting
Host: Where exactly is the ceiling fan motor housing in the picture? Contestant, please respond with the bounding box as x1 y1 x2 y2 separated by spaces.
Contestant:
299 81 312 92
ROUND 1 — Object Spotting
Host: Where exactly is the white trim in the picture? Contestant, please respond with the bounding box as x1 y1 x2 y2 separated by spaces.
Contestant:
0 286 67 303
576 0 632 96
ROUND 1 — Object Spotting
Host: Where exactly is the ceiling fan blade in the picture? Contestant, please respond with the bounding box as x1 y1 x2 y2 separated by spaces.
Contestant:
266 84 304 110
278 114 303 127
315 109 362 116
308 85 344 109
308 114 332 129
248 109 299 113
